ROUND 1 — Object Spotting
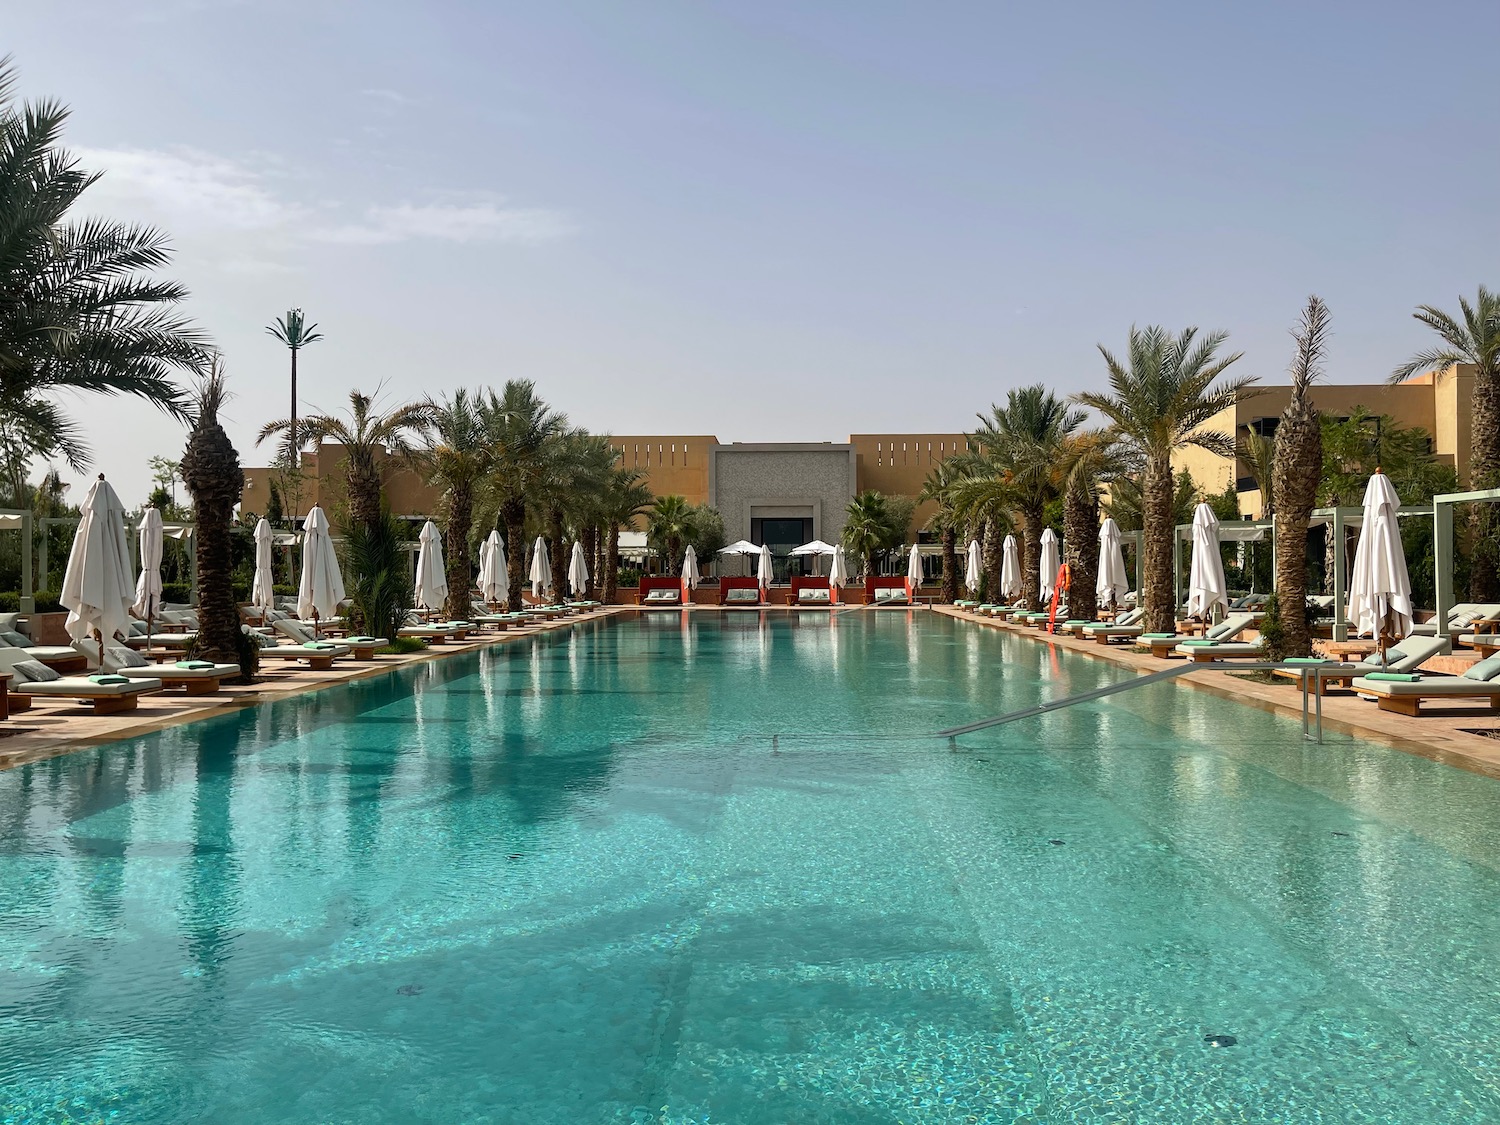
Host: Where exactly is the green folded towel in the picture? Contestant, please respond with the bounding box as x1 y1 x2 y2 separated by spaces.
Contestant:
1365 671 1422 682
302 641 336 650
1181 639 1219 646
174 660 214 670
88 674 129 685
1285 657 1331 664
1065 619 1089 625
1142 633 1177 639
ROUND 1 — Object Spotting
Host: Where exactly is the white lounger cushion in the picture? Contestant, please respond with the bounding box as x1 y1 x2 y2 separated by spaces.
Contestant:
1351 676 1500 697
16 677 162 695
261 644 352 658
1174 641 1265 657
117 664 237 680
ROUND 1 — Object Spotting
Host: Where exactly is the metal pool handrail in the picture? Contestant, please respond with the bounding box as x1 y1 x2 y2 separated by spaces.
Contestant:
935 662 1359 745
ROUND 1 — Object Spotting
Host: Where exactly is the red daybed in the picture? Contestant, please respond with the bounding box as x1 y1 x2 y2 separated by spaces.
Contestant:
865 576 914 606
787 576 837 606
636 576 686 607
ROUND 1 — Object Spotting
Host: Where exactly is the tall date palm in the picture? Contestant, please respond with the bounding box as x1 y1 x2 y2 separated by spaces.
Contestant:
179 359 244 670
1391 286 1500 600
0 57 207 470
1076 326 1256 633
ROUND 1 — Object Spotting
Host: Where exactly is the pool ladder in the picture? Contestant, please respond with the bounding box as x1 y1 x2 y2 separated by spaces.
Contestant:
935 662 1356 745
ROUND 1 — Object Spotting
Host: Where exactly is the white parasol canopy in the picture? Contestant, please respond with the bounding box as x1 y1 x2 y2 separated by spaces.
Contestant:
1039 529 1060 602
1185 503 1228 620
790 540 837 556
61 475 134 652
415 520 448 613
298 506 346 624
568 539 590 597
757 543 774 589
1348 471 1413 644
1096 518 1129 607
906 543 923 592
133 506 164 623
719 540 760 555
477 530 506 605
1000 535 1022 601
965 539 981 594
683 545 701 590
830 544 850 590
529 536 551 598
251 518 275 612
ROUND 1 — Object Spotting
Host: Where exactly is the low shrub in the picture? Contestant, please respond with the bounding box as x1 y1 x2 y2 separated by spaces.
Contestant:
381 636 427 654
0 591 64 613
161 582 193 604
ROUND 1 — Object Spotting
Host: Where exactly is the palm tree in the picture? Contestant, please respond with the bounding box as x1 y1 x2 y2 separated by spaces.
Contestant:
264 308 323 481
1058 430 1129 623
1237 431 1276 518
1391 286 1500 600
918 459 966 603
841 490 907 577
600 466 652 604
411 388 490 618
481 380 567 608
536 430 616 596
257 387 432 535
0 57 207 471
1076 326 1256 633
646 494 697 575
179 359 243 670
1272 296 1331 656
972 386 1086 606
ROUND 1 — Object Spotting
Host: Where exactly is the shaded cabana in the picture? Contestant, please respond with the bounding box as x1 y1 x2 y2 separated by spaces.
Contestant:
718 575 763 606
637 575 686 607
1171 518 1273 614
787 575 836 607
864 575 911 606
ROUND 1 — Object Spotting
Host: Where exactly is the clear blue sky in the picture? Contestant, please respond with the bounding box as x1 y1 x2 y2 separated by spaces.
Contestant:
9 0 1499 505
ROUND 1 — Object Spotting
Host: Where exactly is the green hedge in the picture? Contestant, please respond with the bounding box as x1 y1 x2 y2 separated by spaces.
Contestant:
0 591 64 613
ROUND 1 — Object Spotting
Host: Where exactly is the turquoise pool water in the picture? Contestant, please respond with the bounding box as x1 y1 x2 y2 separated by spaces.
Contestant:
4 612 1500 1123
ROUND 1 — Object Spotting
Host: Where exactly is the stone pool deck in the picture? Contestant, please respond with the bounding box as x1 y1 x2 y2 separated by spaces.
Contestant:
935 605 1500 779
0 607 627 771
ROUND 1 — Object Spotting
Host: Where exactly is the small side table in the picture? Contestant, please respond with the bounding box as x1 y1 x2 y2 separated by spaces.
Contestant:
1316 639 1378 660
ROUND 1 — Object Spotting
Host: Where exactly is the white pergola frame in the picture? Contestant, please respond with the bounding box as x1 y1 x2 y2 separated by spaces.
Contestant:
1172 518 1275 610
1312 504 1432 641
38 515 199 604
0 509 35 613
1432 487 1500 638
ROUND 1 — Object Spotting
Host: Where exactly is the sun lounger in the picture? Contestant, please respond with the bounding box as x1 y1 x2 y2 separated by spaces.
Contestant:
1174 638 1267 662
1275 635 1455 691
90 644 239 695
1411 604 1500 637
1458 633 1500 658
0 628 90 673
259 641 353 670
1081 608 1145 642
0 650 163 714
1138 613 1259 658
1351 654 1500 715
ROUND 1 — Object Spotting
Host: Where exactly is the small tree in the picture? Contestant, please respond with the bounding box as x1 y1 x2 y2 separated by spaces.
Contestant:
179 360 243 669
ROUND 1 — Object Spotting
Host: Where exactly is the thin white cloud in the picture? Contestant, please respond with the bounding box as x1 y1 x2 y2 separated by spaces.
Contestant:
361 88 413 106
313 202 576 246
74 146 300 231
67 147 573 258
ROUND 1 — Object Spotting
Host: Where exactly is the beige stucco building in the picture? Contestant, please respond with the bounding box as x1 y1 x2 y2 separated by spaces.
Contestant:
1174 364 1476 517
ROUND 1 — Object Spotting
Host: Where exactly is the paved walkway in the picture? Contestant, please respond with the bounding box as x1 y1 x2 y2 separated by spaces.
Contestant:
934 605 1500 778
0 608 626 771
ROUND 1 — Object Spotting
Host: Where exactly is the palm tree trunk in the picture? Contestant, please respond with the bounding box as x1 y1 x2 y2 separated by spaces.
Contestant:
349 460 382 534
548 508 567 598
444 481 473 620
579 525 598 600
1469 369 1500 601
1020 504 1042 608
1141 454 1176 633
1064 485 1099 622
982 520 1001 600
605 523 621 604
1273 404 1321 656
502 502 526 608
940 526 957 604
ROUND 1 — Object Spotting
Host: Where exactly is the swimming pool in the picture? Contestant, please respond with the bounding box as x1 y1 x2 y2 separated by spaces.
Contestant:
4 612 1500 1123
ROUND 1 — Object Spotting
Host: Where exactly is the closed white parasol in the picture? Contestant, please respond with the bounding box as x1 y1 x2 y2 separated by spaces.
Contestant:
965 539 981 594
251 518 275 615
1348 471 1413 650
568 539 590 597
1000 535 1022 601
1096 518 1129 608
683 545 701 590
61 475 134 660
1038 529 1059 603
297 506 346 630
529 536 551 598
1185 503 1228 620
906 543 923 594
415 520 448 613
133 506 164 648
830 544 850 590
477 530 506 606
757 543 774 589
